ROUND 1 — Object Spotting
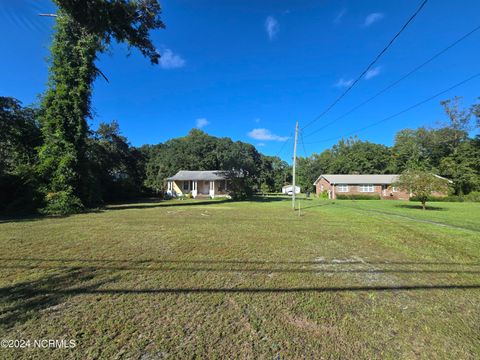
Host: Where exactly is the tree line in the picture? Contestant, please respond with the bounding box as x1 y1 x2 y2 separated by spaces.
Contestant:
2 93 478 215
0 98 290 214
296 97 480 195
1 0 479 215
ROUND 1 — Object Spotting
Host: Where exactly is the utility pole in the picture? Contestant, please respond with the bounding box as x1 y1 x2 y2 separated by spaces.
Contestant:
292 121 299 210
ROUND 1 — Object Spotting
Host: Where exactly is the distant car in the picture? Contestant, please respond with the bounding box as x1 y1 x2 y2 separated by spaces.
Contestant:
287 190 293 196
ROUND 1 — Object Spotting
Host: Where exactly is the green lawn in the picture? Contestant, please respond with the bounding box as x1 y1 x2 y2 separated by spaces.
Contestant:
1 198 479 359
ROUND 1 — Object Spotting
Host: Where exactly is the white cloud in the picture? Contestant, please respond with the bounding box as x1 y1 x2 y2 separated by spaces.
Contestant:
365 66 381 79
196 118 209 129
334 8 347 24
257 142 266 147
254 118 260 123
364 12 384 27
248 128 289 142
159 49 186 69
334 78 354 88
265 16 279 40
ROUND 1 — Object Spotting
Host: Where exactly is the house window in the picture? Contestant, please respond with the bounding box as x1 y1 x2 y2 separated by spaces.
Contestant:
358 184 374 192
183 181 190 191
337 184 349 192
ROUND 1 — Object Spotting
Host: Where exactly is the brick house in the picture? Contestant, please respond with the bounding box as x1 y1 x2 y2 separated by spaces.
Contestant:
314 174 410 200
314 174 451 200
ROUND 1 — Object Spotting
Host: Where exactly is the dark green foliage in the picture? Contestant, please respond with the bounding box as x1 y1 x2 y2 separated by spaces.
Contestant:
336 194 381 200
40 190 85 215
464 191 480 202
37 1 164 215
300 98 480 196
409 192 480 203
87 121 146 202
37 13 101 214
395 170 450 210
410 195 463 202
0 97 42 213
257 156 291 192
141 129 264 198
296 138 394 193
55 0 165 64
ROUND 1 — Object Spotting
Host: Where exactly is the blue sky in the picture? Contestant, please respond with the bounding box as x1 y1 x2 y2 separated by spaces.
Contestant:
1 0 479 161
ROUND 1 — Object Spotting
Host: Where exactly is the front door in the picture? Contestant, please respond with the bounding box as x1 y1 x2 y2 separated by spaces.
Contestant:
203 181 209 194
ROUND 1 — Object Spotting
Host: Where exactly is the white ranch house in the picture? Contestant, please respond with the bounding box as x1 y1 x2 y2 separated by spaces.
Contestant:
166 170 230 199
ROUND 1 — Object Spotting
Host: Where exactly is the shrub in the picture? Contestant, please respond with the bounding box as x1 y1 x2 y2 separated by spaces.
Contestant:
410 195 464 202
464 191 480 202
320 190 329 199
336 194 381 200
40 190 84 216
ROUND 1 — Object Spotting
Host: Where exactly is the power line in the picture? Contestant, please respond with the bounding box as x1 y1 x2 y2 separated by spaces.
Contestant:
303 23 480 139
304 72 480 145
301 0 428 131
300 131 308 158
273 136 292 159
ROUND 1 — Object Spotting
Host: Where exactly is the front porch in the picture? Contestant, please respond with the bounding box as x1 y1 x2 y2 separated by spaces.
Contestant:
167 179 229 199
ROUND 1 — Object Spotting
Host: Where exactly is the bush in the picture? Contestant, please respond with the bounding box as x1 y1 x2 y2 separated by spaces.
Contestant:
464 191 480 202
410 195 464 202
320 190 329 199
336 194 381 200
40 191 84 216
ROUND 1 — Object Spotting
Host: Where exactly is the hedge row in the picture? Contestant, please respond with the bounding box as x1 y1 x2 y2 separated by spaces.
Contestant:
336 194 381 200
410 192 480 202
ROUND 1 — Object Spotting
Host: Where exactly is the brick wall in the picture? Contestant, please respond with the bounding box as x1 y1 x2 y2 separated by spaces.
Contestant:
315 178 411 200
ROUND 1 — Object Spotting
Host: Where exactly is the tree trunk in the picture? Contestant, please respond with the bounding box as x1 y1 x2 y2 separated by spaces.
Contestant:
422 201 426 210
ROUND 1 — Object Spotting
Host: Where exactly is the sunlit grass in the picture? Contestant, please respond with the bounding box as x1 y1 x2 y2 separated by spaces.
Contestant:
1 198 479 359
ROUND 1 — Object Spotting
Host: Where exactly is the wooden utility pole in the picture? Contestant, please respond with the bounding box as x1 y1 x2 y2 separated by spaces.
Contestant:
292 122 299 210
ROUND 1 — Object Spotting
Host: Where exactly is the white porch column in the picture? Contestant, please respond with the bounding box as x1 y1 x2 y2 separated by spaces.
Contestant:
167 181 173 196
192 181 197 198
209 181 215 198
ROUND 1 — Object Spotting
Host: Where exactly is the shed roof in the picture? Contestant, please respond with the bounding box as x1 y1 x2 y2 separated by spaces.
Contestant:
282 185 300 189
167 170 228 181
314 174 400 185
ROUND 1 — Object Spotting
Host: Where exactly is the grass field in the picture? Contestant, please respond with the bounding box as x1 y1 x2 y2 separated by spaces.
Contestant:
1 197 479 359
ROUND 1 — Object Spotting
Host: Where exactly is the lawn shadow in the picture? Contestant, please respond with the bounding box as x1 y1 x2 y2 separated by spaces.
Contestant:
105 198 232 211
0 214 45 224
395 204 447 211
1 258 479 305
0 268 115 329
1 257 479 267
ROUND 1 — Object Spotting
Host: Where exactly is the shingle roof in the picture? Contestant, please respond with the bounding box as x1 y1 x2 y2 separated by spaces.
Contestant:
314 174 400 185
167 170 228 181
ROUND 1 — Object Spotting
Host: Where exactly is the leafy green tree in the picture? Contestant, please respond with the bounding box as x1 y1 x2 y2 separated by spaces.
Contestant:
296 156 322 193
394 170 450 210
38 0 164 214
439 96 474 151
87 121 146 202
141 130 263 198
0 97 42 212
473 101 479 128
392 128 432 172
0 97 41 174
257 156 290 192
440 140 480 195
